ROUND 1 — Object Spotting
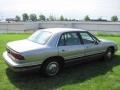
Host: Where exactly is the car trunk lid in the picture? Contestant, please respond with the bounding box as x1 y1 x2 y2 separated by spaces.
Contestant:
7 39 45 53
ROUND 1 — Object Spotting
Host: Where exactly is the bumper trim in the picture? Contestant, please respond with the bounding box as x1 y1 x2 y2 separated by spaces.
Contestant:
10 64 42 72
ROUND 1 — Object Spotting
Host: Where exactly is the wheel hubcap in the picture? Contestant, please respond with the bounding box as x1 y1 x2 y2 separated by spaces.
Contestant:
46 62 59 76
107 51 112 59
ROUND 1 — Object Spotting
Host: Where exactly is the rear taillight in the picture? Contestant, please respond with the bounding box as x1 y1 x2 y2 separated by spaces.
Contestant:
6 47 25 60
11 52 24 60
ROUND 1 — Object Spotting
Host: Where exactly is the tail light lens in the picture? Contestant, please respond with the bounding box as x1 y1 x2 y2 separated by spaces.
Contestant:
11 52 25 60
7 47 24 60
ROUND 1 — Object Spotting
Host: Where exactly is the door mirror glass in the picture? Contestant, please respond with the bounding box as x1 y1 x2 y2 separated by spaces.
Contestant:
94 40 99 45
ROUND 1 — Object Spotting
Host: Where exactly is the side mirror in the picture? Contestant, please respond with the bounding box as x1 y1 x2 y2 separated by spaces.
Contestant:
94 41 99 45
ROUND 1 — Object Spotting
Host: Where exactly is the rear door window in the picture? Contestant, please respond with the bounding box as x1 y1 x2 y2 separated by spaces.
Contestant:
58 32 81 46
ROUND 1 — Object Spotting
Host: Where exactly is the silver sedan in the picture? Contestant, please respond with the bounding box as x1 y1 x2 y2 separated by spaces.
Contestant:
3 28 118 76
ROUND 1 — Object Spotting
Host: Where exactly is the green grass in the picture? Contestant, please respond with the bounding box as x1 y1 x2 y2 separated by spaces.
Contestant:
0 33 120 90
96 32 120 37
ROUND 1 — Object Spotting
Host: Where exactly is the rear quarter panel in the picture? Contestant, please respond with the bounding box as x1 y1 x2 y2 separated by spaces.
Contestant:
22 47 58 63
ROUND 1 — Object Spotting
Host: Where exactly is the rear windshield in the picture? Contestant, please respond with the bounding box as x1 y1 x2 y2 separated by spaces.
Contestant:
28 31 52 44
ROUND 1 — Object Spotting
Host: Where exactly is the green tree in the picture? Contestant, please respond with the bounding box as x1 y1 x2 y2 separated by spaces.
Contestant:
98 17 102 21
22 13 29 21
49 15 55 21
64 18 68 21
60 15 64 21
111 16 118 22
39 15 46 21
84 15 90 21
15 15 21 21
29 14 37 21
46 18 49 21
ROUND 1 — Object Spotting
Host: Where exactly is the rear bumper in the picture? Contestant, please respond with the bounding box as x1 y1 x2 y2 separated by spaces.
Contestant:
2 51 42 72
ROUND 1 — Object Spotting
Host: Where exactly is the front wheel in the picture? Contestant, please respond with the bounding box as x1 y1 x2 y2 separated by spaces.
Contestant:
41 60 60 77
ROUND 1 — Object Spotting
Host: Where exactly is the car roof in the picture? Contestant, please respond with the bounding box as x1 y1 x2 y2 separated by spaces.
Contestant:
38 28 87 34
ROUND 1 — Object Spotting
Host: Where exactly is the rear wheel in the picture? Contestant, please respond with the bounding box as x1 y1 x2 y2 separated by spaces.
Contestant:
41 60 60 77
104 48 114 60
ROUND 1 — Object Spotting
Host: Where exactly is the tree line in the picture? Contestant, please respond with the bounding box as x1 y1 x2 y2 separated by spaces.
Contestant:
14 13 119 22
15 13 68 22
84 15 118 22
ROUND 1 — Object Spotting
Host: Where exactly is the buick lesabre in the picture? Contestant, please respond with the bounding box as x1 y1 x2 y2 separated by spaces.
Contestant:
3 28 118 76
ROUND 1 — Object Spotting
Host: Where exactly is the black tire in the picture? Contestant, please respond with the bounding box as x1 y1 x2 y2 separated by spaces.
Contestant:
104 48 114 60
41 60 60 77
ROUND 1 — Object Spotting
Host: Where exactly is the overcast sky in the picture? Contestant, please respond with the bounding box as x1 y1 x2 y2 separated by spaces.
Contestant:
0 0 120 20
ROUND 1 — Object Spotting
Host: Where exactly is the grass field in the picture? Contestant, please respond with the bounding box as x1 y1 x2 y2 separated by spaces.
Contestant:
0 33 120 90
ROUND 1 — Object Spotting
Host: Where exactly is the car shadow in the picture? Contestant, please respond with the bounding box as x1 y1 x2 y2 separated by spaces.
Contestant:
6 55 120 90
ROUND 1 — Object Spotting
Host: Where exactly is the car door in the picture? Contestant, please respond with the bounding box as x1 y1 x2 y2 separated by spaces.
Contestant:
79 32 105 56
58 32 85 60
